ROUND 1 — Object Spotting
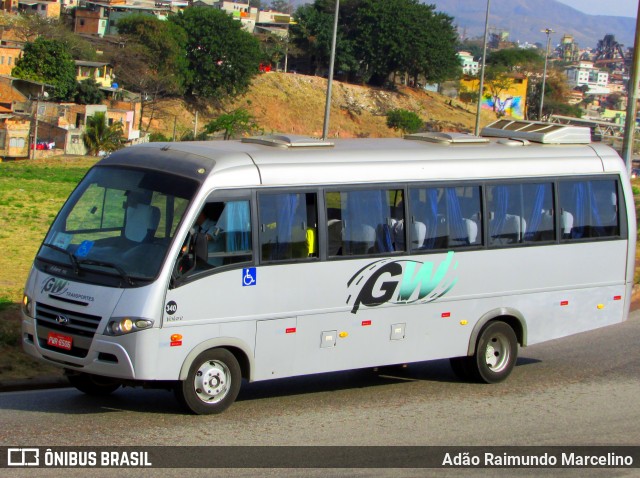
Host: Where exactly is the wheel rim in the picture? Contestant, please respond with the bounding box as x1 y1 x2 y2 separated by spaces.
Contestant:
193 360 231 404
484 332 511 373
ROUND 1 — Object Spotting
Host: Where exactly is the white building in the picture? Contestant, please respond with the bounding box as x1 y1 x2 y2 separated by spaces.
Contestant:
457 51 479 76
565 61 610 95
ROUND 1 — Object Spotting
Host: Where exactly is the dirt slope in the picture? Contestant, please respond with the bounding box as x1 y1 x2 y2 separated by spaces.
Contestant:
145 72 496 139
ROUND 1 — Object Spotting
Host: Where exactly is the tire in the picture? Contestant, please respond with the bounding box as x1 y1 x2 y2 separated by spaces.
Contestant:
67 372 122 396
175 348 241 415
468 321 518 384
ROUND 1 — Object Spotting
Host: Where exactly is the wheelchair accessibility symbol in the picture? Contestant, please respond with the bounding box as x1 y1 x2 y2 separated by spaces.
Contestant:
242 268 257 287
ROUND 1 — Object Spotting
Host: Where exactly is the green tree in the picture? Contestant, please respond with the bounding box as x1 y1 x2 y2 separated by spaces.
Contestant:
170 8 262 101
204 109 261 140
82 111 125 155
487 48 544 75
12 37 77 101
110 14 188 131
386 109 423 134
74 78 105 105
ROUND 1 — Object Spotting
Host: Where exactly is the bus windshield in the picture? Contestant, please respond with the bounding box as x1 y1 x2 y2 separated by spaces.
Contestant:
36 166 198 286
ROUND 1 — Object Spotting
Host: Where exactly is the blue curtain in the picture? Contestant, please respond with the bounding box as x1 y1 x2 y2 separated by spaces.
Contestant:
422 189 439 249
571 183 587 239
274 194 300 259
222 201 251 252
445 188 468 245
489 186 509 239
344 190 393 253
523 184 546 241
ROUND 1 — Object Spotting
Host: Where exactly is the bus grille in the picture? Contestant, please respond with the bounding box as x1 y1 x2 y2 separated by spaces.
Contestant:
35 303 102 358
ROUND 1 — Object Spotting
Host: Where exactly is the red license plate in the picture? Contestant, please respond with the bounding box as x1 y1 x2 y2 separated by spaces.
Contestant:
47 332 73 351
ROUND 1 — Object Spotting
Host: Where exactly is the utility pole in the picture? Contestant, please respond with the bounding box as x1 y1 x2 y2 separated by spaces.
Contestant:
474 0 490 136
622 2 640 173
322 0 339 141
539 28 554 121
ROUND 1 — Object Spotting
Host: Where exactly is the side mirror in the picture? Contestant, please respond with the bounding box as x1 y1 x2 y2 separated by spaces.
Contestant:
195 233 208 263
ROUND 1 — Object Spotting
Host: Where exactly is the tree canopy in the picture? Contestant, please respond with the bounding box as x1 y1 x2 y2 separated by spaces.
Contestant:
169 7 262 101
82 111 125 155
290 0 460 86
12 37 77 101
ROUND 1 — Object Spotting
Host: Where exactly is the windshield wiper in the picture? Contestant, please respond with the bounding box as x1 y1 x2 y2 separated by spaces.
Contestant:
77 259 136 286
42 243 80 275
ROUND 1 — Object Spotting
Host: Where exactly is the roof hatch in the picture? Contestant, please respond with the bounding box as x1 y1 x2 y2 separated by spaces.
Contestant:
242 134 334 148
481 119 591 144
404 132 489 144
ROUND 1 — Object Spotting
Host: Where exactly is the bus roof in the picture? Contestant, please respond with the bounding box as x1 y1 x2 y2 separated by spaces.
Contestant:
101 133 624 188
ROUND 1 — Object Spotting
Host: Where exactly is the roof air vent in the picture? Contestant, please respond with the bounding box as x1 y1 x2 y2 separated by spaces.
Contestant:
481 119 590 144
242 134 334 148
404 132 489 144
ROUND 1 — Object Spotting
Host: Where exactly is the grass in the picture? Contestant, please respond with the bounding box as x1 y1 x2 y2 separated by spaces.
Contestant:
0 156 97 380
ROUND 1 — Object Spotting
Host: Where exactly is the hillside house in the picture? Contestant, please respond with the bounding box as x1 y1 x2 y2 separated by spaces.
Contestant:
75 60 115 88
17 0 61 19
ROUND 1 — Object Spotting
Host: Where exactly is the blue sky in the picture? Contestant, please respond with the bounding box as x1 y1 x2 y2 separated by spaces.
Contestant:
556 0 637 18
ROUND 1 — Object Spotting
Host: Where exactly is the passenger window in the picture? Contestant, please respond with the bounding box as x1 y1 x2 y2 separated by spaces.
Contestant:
326 188 404 257
259 192 318 262
408 185 482 250
558 180 619 239
178 200 252 274
487 183 554 246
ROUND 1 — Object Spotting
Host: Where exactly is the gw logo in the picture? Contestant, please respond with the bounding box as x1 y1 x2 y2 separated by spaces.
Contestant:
41 277 69 296
347 251 458 314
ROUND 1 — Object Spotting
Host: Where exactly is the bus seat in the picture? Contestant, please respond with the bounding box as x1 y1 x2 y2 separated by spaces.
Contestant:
346 223 376 255
561 210 574 237
411 221 427 249
463 218 479 244
328 219 343 256
125 204 160 243
490 214 526 244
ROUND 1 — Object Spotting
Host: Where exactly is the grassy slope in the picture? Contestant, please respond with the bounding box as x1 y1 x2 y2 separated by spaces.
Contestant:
146 72 495 139
0 157 98 381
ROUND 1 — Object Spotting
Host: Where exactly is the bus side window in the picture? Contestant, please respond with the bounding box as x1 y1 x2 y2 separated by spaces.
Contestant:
559 180 619 239
259 192 318 262
326 189 401 257
179 200 252 275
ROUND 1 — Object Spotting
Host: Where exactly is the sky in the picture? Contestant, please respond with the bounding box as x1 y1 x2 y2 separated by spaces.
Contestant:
556 0 637 18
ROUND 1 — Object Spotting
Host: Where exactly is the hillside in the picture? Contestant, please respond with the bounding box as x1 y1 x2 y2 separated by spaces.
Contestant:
145 72 495 140
414 0 635 48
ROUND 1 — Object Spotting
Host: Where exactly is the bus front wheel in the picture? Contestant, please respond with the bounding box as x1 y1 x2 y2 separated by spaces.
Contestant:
175 348 241 415
469 321 518 383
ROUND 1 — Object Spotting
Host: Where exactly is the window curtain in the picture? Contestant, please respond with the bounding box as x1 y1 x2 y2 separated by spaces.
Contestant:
523 184 546 241
344 190 393 253
274 193 300 259
217 201 251 252
445 188 468 245
489 186 509 239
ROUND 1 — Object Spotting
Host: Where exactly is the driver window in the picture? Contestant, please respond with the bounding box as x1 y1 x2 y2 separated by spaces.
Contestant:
177 200 252 276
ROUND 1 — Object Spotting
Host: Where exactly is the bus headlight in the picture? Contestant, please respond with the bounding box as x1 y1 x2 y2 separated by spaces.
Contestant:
105 317 154 336
22 294 34 318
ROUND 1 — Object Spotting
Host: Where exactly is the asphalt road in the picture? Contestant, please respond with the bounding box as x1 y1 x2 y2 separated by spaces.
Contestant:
1 311 639 477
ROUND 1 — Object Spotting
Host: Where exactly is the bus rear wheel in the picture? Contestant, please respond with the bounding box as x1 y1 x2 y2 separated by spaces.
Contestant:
175 348 241 415
469 321 518 383
66 372 122 396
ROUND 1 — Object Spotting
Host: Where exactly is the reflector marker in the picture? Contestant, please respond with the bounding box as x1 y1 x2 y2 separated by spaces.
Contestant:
613 296 622 301
361 320 372 326
441 312 451 318
286 327 296 334
560 300 569 306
